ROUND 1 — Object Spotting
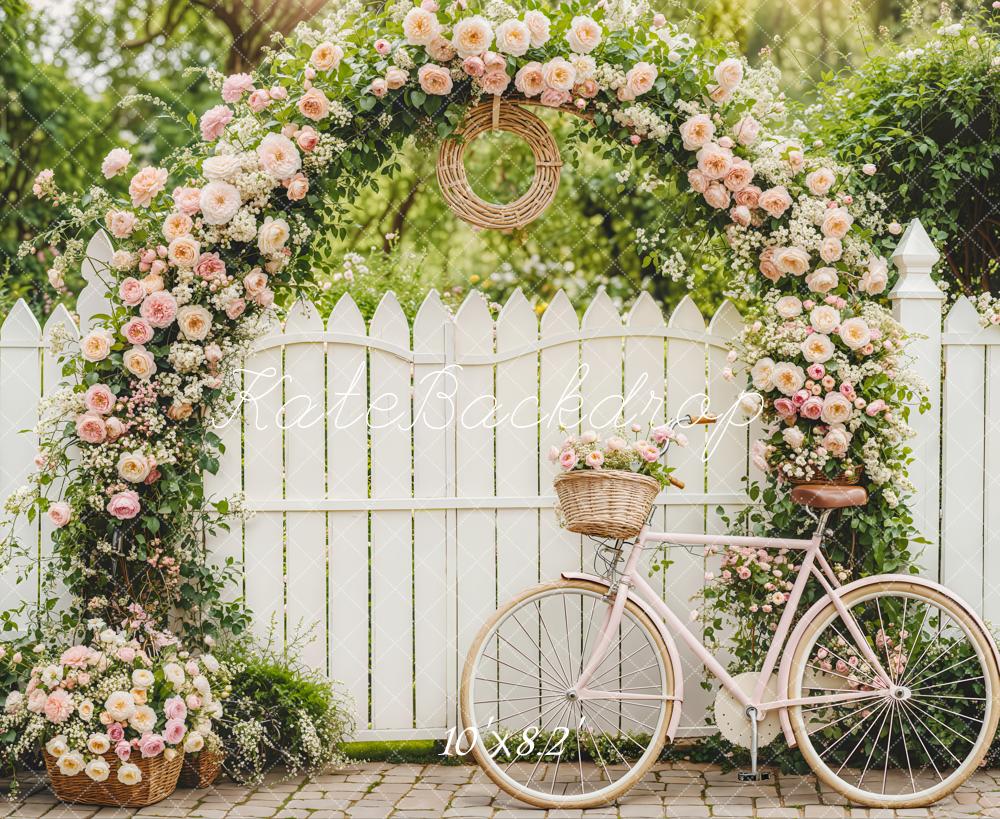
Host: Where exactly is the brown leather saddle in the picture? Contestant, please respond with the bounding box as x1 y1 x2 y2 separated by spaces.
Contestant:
790 483 868 509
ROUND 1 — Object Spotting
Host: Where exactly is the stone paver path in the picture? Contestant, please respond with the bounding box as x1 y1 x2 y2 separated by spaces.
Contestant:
6 762 1000 818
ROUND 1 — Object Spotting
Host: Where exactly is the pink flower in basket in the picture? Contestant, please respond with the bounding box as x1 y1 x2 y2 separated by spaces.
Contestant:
584 451 604 468
559 450 578 470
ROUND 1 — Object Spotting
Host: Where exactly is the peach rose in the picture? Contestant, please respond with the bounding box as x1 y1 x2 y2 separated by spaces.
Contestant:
257 217 290 256
311 41 344 70
703 183 730 210
296 126 319 153
105 210 137 239
297 87 331 121
734 185 761 208
723 159 754 191
523 9 550 46
128 166 169 208
385 67 408 89
286 172 309 201
123 345 156 380
166 402 193 421
565 15 601 53
76 413 107 444
479 69 510 95
162 212 193 241
806 167 836 196
696 144 732 180
514 62 545 97
821 207 853 239
452 15 493 57
774 246 810 277
758 185 792 218
732 115 760 145
819 237 843 263
426 36 455 61
687 168 708 194
624 62 657 97
101 148 131 179
417 63 453 95
81 329 114 362
806 267 839 294
679 114 714 150
403 7 441 46
199 105 232 141
48 502 72 528
167 236 199 267
85 383 115 415
176 305 213 342
714 57 744 90
542 57 576 91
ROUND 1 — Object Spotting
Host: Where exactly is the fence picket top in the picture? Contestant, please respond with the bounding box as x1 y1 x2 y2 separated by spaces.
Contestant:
708 299 742 336
328 291 366 334
81 230 114 286
413 289 450 353
43 304 79 341
285 297 324 332
1 299 41 343
540 289 578 335
581 286 621 330
626 290 666 329
496 288 536 350
668 293 706 332
454 291 493 354
944 295 983 331
370 290 409 347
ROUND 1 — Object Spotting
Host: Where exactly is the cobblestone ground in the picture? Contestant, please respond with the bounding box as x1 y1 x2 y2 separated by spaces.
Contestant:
6 762 1000 818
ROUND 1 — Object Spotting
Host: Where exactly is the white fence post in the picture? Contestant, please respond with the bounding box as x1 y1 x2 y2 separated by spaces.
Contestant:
890 219 944 579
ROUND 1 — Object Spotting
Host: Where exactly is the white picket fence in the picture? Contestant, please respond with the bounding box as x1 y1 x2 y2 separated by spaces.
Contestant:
0 221 995 741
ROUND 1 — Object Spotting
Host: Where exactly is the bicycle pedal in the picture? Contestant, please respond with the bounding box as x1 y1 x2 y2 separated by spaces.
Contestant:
737 771 770 782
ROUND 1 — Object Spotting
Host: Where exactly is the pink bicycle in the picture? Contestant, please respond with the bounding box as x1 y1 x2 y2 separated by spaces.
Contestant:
460 414 1000 809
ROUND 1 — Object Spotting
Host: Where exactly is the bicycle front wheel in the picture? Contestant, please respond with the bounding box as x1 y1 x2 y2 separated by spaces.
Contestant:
459 579 675 809
788 580 1000 808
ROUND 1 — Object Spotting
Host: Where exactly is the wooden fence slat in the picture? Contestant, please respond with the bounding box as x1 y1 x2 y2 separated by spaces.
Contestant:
283 300 327 671
0 300 41 614
942 297 985 610
326 294 371 728
77 231 114 332
412 291 451 730
369 292 414 730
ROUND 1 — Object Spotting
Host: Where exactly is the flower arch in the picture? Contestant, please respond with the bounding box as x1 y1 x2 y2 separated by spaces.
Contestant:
16 0 918 636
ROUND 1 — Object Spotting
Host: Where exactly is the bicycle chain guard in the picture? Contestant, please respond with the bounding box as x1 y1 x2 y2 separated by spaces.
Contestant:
714 671 782 749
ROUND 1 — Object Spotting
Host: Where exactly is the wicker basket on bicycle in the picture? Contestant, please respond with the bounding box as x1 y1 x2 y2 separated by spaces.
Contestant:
554 470 660 539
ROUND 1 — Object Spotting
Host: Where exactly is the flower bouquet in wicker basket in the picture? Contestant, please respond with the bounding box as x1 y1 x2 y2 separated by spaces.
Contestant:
0 621 229 807
552 425 683 539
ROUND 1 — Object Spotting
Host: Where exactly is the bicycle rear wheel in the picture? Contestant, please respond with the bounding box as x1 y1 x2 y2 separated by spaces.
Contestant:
459 579 675 809
788 580 1000 808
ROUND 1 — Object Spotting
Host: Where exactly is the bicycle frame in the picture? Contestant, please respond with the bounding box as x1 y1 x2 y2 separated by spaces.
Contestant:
570 512 895 733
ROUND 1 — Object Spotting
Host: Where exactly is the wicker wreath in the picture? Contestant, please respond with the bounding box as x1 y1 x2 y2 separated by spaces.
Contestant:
437 96 563 231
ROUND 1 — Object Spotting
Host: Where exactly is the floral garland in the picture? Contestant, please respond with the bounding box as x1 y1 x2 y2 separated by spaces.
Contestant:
11 0 917 634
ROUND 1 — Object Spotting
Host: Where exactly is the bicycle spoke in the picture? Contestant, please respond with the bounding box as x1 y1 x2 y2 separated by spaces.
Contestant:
898 701 945 785
899 700 965 766
510 612 570 689
537 600 575 689
479 653 565 691
856 701 893 788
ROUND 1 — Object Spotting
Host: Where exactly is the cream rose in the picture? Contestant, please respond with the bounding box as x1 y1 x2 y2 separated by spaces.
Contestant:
452 15 493 57
624 61 657 97
257 217 290 256
87 733 112 755
805 266 839 294
823 426 851 457
105 691 136 722
819 236 843 263
177 304 213 341
566 15 601 53
860 256 889 295
523 10 550 46
123 345 157 381
257 133 302 179
81 329 114 362
810 305 840 334
782 426 805 449
117 450 152 483
57 751 85 777
202 155 242 181
806 167 836 196
514 62 545 97
713 57 743 90
821 207 853 239
775 296 802 319
773 246 810 277
403 7 441 46
821 392 854 424
495 18 530 56
85 758 111 782
199 181 241 225
162 212 193 241
167 236 200 267
541 57 576 91
750 357 775 391
679 114 714 150
801 333 835 364
839 317 872 350
771 362 806 396
117 763 142 786
311 41 343 70
130 705 157 734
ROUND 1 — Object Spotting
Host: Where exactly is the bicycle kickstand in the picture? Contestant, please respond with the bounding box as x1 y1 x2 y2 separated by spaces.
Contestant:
737 706 771 783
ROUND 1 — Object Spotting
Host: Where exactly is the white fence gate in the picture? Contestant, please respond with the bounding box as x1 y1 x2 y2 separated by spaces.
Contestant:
0 220 990 741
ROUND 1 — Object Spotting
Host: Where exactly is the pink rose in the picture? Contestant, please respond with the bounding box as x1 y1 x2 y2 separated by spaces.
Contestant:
730 205 751 226
296 126 319 153
44 689 74 724
76 414 107 444
806 363 826 380
115 740 131 762
140 291 178 328
575 79 598 98
200 105 233 141
463 56 485 77
243 269 268 296
107 490 141 521
865 399 887 416
375 38 390 55
60 645 93 667
106 418 125 441
139 733 165 758
247 89 271 113
121 318 154 346
101 148 131 179
225 298 247 320
703 183 730 210
172 186 201 216
254 288 275 308
800 396 823 420
164 719 186 745
687 169 708 194
117 646 136 662
85 383 115 415
128 166 168 209
298 87 331 120
539 88 570 108
164 696 187 721
194 252 226 281
27 689 47 713
105 210 137 239
285 173 309 201
221 73 254 103
185 694 203 710
385 68 408 89
734 185 761 208
479 69 510 95
773 397 796 417
369 78 388 98
559 449 578 470
417 63 453 96
108 723 125 742
47 501 72 528
839 382 856 400
758 186 792 218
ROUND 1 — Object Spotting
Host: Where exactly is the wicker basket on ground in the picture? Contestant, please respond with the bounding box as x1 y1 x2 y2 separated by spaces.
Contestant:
179 749 224 789
43 749 183 807
554 470 660 539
